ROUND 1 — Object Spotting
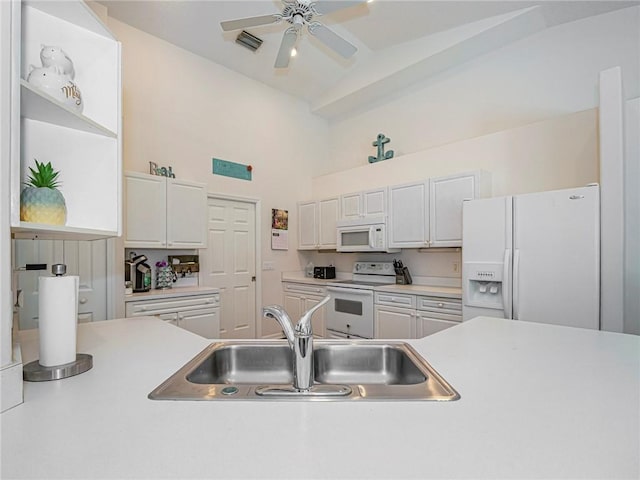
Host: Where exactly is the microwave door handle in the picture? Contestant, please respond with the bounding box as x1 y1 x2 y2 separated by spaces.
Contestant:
369 227 376 248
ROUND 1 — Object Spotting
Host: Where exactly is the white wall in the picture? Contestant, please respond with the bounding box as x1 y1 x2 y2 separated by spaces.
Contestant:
312 108 599 199
107 18 329 310
599 67 625 333
322 6 639 176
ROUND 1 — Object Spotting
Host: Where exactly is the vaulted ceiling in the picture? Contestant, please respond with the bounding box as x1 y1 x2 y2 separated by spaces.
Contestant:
99 1 638 118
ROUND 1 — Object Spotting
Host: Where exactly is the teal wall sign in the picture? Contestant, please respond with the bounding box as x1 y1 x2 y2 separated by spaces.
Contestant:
212 158 252 181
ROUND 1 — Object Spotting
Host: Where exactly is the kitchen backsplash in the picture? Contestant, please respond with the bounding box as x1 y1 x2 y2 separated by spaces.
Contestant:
299 249 462 287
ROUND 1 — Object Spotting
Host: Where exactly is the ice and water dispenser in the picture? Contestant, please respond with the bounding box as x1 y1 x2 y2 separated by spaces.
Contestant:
464 263 505 311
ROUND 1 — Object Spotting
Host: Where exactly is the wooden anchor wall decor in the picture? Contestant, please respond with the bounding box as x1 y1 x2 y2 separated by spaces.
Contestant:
368 133 394 163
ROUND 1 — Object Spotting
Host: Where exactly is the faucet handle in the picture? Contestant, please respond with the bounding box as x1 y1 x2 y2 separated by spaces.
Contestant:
297 295 331 336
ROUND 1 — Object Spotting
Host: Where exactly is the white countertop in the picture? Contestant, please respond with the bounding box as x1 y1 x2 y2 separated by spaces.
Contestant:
281 272 349 285
281 272 462 298
124 286 219 302
2 317 638 479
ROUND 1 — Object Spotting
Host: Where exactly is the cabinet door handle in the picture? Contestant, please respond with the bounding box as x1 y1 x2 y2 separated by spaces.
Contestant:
79 298 87 304
437 303 444 308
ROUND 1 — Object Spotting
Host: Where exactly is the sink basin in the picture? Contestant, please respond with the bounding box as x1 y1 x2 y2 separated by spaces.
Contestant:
187 344 292 385
149 340 460 401
314 344 427 385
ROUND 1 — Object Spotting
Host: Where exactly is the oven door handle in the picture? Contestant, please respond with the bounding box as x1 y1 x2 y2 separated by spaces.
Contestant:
327 286 374 296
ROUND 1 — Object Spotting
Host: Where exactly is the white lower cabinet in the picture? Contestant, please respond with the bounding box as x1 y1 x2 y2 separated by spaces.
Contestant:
416 314 459 337
374 305 416 339
374 291 462 339
125 293 220 338
374 292 416 339
416 296 462 337
280 283 327 338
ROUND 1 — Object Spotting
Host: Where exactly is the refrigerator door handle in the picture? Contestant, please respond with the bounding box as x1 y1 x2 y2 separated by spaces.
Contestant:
513 249 520 320
503 249 512 319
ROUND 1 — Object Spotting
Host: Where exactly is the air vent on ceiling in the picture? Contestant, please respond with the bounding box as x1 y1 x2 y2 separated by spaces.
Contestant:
235 30 263 52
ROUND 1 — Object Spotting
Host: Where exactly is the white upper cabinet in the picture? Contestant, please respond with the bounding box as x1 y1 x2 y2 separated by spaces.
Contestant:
389 171 491 249
124 173 165 248
10 0 122 240
297 197 339 250
340 188 387 220
297 201 318 250
166 178 208 248
388 181 429 249
429 171 489 247
317 197 340 249
124 172 207 249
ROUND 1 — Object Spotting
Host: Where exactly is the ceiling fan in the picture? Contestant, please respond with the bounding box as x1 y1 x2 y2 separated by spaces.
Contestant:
220 0 368 68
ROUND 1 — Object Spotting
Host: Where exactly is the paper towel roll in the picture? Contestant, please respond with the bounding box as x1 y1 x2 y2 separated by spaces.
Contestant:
38 275 79 367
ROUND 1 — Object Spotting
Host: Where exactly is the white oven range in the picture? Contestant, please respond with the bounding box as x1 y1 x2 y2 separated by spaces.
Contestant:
326 262 395 339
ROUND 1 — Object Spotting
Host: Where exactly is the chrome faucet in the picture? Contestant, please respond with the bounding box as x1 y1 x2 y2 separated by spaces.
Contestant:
262 295 330 392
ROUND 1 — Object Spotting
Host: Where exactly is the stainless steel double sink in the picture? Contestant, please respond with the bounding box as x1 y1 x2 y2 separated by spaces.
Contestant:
149 340 460 401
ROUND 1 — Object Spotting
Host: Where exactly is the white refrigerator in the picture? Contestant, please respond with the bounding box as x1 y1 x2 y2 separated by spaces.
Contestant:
462 185 600 329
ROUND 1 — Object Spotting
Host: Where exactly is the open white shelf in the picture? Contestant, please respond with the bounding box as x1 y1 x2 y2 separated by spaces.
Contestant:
21 80 117 138
10 0 122 241
12 222 118 241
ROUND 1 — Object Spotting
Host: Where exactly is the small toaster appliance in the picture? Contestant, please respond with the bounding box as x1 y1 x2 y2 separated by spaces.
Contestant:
313 266 336 279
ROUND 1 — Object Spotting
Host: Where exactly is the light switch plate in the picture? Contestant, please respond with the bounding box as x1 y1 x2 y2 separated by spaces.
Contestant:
262 261 275 271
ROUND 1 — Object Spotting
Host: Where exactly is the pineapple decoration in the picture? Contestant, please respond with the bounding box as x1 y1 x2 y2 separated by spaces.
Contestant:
20 159 67 225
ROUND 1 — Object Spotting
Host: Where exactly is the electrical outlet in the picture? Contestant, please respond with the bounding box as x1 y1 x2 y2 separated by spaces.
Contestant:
453 262 460 273
262 261 275 271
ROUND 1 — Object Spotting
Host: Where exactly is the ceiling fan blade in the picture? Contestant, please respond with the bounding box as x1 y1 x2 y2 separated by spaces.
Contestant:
220 14 279 32
313 1 367 15
308 23 357 59
274 29 298 69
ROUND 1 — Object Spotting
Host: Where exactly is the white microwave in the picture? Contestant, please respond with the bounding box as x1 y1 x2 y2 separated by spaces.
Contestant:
336 216 399 253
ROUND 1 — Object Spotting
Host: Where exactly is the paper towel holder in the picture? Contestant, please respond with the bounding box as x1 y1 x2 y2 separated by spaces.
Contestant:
23 264 93 382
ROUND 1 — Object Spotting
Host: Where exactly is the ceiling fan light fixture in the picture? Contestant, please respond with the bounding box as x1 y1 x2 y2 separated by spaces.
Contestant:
222 0 366 68
235 30 263 52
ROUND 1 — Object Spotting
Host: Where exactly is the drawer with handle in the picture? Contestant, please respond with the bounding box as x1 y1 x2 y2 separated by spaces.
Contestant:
417 296 461 313
374 292 416 309
283 283 327 296
126 294 219 317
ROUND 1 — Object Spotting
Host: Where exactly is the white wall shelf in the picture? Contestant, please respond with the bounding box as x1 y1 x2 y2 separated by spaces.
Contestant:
21 81 117 138
12 223 117 241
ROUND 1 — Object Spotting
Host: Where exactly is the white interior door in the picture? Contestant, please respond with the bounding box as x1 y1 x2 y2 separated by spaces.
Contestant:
202 198 256 338
14 239 107 329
